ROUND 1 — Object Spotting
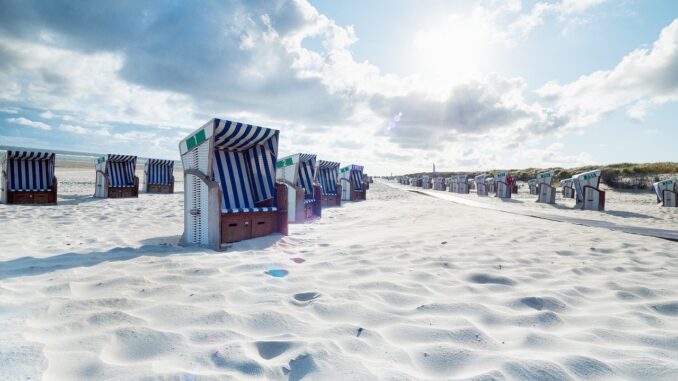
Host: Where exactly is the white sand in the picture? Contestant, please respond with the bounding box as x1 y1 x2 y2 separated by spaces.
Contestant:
1 169 677 380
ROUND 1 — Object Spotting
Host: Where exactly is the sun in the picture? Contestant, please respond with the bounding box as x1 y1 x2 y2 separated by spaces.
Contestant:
414 14 492 84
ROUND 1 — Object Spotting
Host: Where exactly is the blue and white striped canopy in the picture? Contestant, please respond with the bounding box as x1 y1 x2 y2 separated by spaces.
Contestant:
349 164 364 191
297 154 316 196
106 154 137 187
4 151 55 191
147 159 174 185
317 160 340 195
211 119 279 212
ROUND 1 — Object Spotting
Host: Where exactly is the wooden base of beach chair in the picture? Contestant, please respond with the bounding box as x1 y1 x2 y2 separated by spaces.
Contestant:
350 190 366 201
147 180 174 194
662 190 677 207
562 186 575 199
219 183 288 244
511 184 518 194
108 186 139 198
321 185 342 208
102 176 139 198
537 183 556 204
292 185 322 223
7 183 57 205
220 211 279 243
579 186 605 211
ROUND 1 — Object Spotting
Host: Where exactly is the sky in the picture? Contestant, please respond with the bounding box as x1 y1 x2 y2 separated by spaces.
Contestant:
0 0 677 175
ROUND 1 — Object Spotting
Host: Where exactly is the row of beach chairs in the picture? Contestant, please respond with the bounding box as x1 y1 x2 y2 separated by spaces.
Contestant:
1 118 369 249
396 170 677 211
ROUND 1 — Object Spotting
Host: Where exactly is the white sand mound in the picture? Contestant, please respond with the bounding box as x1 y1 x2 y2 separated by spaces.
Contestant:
1 168 677 380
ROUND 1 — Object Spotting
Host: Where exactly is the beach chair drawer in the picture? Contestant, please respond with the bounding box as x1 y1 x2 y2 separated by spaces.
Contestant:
221 214 252 243
12 193 33 204
148 184 171 194
33 193 49 203
251 213 276 237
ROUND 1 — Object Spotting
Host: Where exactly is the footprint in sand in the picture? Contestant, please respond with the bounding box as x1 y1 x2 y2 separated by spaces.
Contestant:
293 292 320 302
255 341 292 360
290 258 305 263
265 269 289 278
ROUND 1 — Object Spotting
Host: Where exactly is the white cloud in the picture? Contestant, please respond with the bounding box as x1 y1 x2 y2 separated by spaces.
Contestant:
6 117 51 130
537 19 678 128
58 124 87 134
39 110 55 119
508 0 607 39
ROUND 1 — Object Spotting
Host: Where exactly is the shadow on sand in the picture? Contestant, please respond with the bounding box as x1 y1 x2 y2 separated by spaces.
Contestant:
0 234 282 281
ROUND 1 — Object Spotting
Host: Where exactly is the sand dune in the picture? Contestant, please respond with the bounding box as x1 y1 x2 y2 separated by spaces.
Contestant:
1 168 677 380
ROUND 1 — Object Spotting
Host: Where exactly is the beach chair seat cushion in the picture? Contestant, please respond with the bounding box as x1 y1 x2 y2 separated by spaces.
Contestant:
221 207 278 213
304 198 316 204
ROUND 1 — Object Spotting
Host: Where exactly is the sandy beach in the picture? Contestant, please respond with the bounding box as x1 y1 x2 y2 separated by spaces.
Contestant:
1 166 677 380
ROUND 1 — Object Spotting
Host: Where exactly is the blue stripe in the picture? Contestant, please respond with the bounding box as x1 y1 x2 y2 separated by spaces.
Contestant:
214 151 230 209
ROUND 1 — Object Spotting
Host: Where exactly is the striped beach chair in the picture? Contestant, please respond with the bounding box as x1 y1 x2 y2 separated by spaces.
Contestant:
143 158 175 194
276 153 322 223
433 177 445 191
653 178 677 207
561 178 575 199
495 172 511 199
450 174 468 193
0 150 57 204
528 179 538 195
486 177 496 193
536 171 555 204
422 175 431 189
475 174 488 196
340 164 367 201
179 118 287 248
94 154 139 198
317 160 342 208
573 170 605 211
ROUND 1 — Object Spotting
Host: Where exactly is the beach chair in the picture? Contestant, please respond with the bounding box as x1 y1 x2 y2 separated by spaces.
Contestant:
363 173 372 188
573 170 605 211
316 160 341 208
276 153 322 223
561 178 575 199
143 159 175 194
536 171 556 204
468 178 475 191
0 150 57 204
495 172 511 199
422 175 431 189
340 164 367 201
95 154 139 198
528 179 538 195
654 178 677 207
475 174 488 196
433 177 445 191
179 118 287 248
453 175 469 193
486 177 496 193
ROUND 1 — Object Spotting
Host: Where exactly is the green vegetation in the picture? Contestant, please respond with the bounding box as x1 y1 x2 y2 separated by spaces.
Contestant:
407 162 678 190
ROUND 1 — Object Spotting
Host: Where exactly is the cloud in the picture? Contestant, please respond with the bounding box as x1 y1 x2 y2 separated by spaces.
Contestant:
537 19 678 127
58 124 87 134
6 117 51 130
371 75 569 149
508 0 608 39
40 110 55 119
